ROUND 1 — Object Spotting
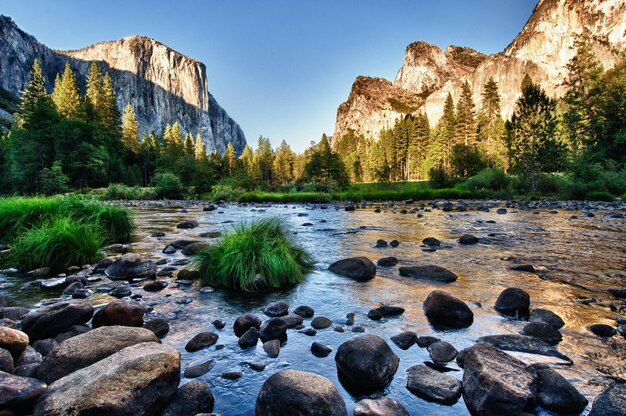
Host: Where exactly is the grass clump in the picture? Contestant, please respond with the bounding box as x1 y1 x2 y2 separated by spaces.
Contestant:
585 191 617 201
195 218 314 291
9 217 104 273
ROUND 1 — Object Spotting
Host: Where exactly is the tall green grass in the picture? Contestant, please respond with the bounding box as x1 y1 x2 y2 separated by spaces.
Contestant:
9 217 104 273
195 218 314 291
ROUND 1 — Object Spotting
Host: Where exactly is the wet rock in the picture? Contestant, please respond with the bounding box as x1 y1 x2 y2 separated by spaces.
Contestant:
162 245 176 254
184 359 214 378
300 327 317 336
529 308 565 329
477 334 572 363
0 318 16 329
520 322 562 345
143 280 168 292
263 340 281 358
496 208 507 214
16 346 41 368
104 253 157 281
15 363 39 378
293 305 314 318
345 205 356 212
495 287 531 318
462 343 538 416
249 362 266 371
176 220 199 229
345 312 355 326
71 289 92 299
376 305 405 317
162 380 214 416
352 326 365 333
422 237 441 246
234 314 262 337
311 342 332 357
177 269 200 280
221 371 243 380
335 335 399 388
532 364 588 414
399 265 457 283
33 342 180 416
375 239 388 248
62 282 83 296
367 309 382 321
0 371 46 413
609 288 626 299
263 301 289 317
181 242 208 255
0 307 29 321
377 257 399 267
185 332 219 352
53 325 90 344
458 234 479 245
144 318 170 338
423 290 474 329
256 370 346 415
334 325 345 333
588 324 617 337
212 319 226 329
406 364 462 405
37 326 158 383
26 267 50 278
329 257 376 281
282 314 304 328
589 383 626 416
22 301 94 342
32 339 55 357
109 285 132 298
238 327 259 349
169 239 197 249
353 397 409 416
311 316 332 329
91 258 113 274
0 327 28 358
510 264 537 272
92 299 144 328
389 240 400 247
150 232 166 237
428 341 458 363
0 349 14 373
260 318 288 342
390 331 417 350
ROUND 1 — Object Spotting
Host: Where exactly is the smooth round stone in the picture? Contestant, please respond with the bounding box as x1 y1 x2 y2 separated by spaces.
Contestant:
311 316 332 330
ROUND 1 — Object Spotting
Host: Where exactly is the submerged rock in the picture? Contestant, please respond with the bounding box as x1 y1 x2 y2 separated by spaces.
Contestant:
399 265 457 283
329 257 376 281
354 397 409 416
423 290 473 329
406 364 462 405
255 370 346 416
588 324 617 337
335 335 399 388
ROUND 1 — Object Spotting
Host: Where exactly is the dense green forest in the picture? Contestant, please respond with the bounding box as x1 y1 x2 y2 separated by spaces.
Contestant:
0 36 624 200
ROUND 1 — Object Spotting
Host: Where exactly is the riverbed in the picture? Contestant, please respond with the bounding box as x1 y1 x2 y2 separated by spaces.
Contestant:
1 200 625 415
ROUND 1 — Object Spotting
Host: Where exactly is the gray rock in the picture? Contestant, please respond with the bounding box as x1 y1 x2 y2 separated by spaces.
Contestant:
399 265 457 283
529 308 565 329
406 364 462 405
311 316 332 329
477 334 572 363
183 359 214 378
282 314 304 328
417 336 440 348
162 380 214 416
532 364 588 413
259 318 287 342
16 346 41 367
263 340 281 358
0 348 14 373
423 290 473 329
589 383 626 416
0 371 46 413
185 332 219 352
92 299 144 328
353 397 409 416
53 324 90 344
181 242 208 255
104 253 157 281
335 335 399 388
255 370 346 416
263 301 289 317
428 341 458 363
238 327 259 349
0 307 30 321
495 288 531 318
377 257 399 267
329 257 376 281
520 321 562 345
21 301 93 342
143 280 168 291
144 318 170 338
311 342 332 357
293 305 314 318
234 314 262 337
33 342 180 416
390 331 417 350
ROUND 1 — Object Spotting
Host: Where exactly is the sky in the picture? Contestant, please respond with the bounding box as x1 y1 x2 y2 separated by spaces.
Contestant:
1 0 536 152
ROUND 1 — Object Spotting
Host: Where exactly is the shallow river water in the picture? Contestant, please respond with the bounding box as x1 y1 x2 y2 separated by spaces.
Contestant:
1 200 625 415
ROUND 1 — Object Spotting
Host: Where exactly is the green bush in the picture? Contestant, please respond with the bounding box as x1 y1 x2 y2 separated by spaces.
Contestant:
9 217 104 273
211 185 246 202
154 172 185 199
585 191 617 201
104 184 156 200
195 218 314 291
429 166 455 189
463 168 509 191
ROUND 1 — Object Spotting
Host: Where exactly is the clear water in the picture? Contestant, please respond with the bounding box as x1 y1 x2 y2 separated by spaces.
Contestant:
1 201 625 415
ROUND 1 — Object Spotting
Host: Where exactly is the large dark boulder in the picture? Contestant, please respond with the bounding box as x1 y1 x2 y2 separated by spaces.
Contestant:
263 301 289 317
255 370 346 416
399 265 457 283
22 301 94 342
36 326 158 383
92 299 144 328
406 364 462 405
161 380 214 416
105 253 157 281
589 383 626 416
520 322 562 345
427 341 458 363
390 331 417 350
234 314 262 337
185 332 219 352
494 288 530 318
353 398 408 416
529 308 565 329
477 334 572 363
462 343 538 416
0 371 46 413
335 335 399 388
33 342 180 416
532 364 588 414
423 290 473 329
329 257 376 281
259 318 288 343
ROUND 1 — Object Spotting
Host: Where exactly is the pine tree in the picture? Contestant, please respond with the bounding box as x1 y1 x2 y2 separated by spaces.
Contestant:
240 144 257 178
225 142 237 176
455 81 477 146
184 133 195 156
121 103 140 153
255 136 274 183
367 140 389 182
17 59 50 127
85 61 104 112
408 113 430 179
194 134 206 159
52 62 81 118
477 77 507 168
99 73 119 131
438 93 456 172
273 140 295 185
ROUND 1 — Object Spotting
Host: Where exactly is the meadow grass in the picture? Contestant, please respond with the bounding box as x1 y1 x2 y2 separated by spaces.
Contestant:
9 217 105 273
195 218 314 291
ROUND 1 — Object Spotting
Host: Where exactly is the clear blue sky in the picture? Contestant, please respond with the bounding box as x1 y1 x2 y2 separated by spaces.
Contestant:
2 0 536 151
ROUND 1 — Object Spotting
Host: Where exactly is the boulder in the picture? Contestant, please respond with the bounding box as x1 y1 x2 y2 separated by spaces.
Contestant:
234 314 262 337
15 346 41 367
376 305 404 317
183 359 214 378
263 340 281 358
353 398 409 416
0 327 28 358
293 305 314 318
176 220 199 229
33 342 180 416
162 380 214 416
21 301 94 342
329 257 376 281
375 239 388 248
589 383 626 416
144 318 170 338
92 299 144 328
399 265 457 283
494 288 530 318
390 331 417 350
263 301 289 317
428 341 458 363
311 342 332 358
143 280 168 292
529 308 565 329
259 318 288 343
588 324 617 337
53 324 90 343
458 234 479 245
520 322 562 345
417 336 440 348
335 335 399 388
377 257 399 267
423 290 473 329
238 327 259 349
532 364 588 414
422 237 441 246
104 253 157 281
477 334 572 363
181 242 208 256
282 314 304 328
92 258 113 275
36 326 159 383
311 316 332 329
0 371 46 413
0 349 14 373
462 343 538 416
406 364 462 405
185 332 219 352
255 370 346 416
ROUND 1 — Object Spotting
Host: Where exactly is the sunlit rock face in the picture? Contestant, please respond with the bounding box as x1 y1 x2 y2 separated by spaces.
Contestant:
334 0 626 141
0 15 246 154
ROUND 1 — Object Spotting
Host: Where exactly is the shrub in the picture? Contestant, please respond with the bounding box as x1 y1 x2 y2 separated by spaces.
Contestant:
39 161 71 195
429 166 454 189
105 183 129 200
211 185 246 202
154 172 185 199
9 218 104 273
463 168 509 191
195 218 314 291
585 191 617 201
